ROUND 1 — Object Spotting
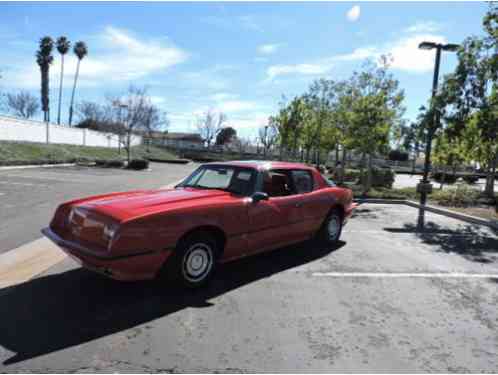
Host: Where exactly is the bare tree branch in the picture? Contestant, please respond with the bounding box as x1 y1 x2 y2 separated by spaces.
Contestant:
4 91 40 119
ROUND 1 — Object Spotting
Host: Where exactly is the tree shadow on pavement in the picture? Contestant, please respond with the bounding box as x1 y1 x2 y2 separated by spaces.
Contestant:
0 240 345 366
351 207 379 220
384 221 498 263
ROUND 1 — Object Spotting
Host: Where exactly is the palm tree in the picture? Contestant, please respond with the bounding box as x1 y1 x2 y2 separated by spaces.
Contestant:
56 36 70 125
36 36 54 122
68 41 88 126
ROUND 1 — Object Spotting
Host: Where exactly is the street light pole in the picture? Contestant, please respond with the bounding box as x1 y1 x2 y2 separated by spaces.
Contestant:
417 41 459 229
263 125 268 158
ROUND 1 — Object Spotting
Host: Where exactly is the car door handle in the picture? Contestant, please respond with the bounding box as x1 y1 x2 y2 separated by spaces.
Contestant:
295 202 302 208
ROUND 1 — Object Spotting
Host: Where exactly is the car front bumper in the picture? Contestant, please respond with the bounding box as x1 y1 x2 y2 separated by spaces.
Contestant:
41 227 173 281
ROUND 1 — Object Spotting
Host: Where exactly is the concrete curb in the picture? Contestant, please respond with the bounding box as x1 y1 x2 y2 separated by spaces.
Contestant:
354 198 498 231
0 163 76 171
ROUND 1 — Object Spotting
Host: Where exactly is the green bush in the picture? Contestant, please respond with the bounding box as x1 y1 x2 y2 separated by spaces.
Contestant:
127 159 149 170
462 175 479 184
371 168 395 188
431 172 458 184
147 157 190 164
431 185 481 207
95 159 125 168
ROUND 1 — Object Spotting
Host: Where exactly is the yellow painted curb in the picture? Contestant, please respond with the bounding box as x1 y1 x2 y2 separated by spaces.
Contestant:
0 238 67 289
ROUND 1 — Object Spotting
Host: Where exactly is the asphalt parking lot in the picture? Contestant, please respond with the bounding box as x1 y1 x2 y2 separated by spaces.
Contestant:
0 163 198 254
0 165 497 373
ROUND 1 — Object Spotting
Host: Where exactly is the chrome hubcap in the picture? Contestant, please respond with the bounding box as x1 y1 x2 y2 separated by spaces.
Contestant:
182 243 213 283
327 215 340 240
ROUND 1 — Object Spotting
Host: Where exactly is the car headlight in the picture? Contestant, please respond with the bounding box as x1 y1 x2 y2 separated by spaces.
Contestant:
103 223 118 242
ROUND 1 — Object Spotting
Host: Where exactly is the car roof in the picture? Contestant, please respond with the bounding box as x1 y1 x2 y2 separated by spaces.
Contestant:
204 160 316 171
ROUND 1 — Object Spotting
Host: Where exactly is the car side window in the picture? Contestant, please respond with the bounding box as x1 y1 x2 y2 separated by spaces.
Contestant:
291 170 314 194
262 170 295 197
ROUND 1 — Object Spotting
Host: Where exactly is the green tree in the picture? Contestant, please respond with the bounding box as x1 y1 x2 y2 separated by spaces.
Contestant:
348 58 405 193
438 4 497 197
215 126 237 146
56 36 70 125
36 36 54 122
68 41 88 126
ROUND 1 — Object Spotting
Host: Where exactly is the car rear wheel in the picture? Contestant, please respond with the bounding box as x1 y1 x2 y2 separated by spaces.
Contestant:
318 209 343 245
166 232 218 288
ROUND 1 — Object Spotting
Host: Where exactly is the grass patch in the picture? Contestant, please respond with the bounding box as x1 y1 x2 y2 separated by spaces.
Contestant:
0 141 179 165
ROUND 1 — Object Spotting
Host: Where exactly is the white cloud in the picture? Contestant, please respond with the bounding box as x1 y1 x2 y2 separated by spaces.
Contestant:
150 96 166 105
267 63 333 81
404 21 442 34
2 26 188 89
265 32 447 80
208 92 238 101
218 100 258 113
346 5 361 22
258 43 281 55
392 34 448 72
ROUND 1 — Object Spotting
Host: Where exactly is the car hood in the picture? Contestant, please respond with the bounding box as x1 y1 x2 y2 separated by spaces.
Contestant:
77 188 230 221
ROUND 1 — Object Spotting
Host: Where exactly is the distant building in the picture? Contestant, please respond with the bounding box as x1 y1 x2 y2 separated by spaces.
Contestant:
143 131 204 149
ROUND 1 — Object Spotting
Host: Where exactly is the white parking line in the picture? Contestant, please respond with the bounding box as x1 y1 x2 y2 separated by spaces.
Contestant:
343 230 489 236
0 181 49 187
312 272 498 279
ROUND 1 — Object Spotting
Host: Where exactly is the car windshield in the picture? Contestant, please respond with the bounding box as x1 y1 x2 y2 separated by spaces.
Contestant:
178 166 255 196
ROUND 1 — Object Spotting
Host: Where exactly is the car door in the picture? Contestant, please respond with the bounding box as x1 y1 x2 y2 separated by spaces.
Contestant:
291 169 330 235
247 169 308 254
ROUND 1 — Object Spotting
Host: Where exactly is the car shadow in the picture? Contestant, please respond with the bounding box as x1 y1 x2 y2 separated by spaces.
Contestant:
384 221 498 263
0 240 345 365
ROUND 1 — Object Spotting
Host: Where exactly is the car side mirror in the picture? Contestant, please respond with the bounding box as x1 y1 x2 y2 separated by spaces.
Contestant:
251 192 269 203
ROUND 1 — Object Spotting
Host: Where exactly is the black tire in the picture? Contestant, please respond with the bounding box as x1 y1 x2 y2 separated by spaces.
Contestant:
164 231 218 289
317 209 343 245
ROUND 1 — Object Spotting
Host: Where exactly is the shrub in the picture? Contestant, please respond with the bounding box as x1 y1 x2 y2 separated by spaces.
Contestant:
462 175 479 184
431 172 458 184
127 159 149 170
95 159 125 168
147 157 190 164
371 168 395 188
431 185 481 207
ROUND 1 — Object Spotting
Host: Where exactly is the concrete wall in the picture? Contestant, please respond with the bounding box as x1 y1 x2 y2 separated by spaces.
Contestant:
0 115 141 148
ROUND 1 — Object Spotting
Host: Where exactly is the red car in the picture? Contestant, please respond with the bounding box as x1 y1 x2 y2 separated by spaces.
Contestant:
42 161 355 288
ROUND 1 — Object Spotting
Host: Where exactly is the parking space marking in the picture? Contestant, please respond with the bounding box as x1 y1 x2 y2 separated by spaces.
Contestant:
1 173 91 183
312 272 498 279
0 181 49 187
0 238 67 289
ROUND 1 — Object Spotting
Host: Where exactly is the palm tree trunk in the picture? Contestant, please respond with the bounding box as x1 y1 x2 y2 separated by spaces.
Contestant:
57 54 64 125
68 59 81 126
41 67 49 123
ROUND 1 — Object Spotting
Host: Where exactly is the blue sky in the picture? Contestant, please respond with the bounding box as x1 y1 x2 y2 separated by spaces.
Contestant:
0 1 490 140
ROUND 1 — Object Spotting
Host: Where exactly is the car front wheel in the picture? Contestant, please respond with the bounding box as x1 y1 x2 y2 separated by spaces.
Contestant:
166 232 218 288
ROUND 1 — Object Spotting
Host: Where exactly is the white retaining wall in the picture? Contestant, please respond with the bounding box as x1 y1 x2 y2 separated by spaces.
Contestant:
0 115 142 148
